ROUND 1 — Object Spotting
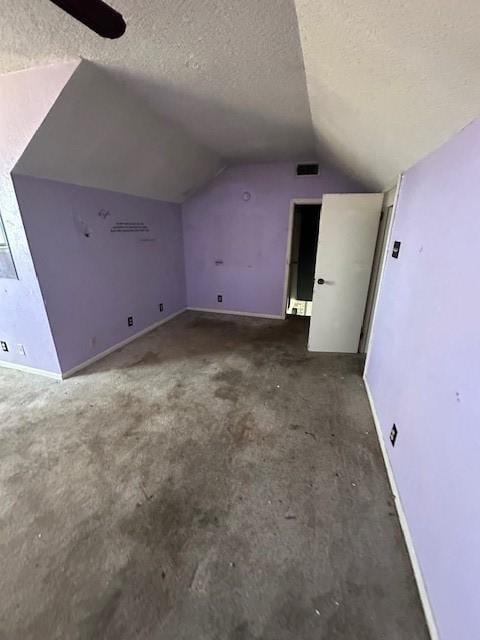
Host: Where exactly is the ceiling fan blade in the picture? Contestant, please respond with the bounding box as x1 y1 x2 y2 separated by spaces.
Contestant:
48 0 126 39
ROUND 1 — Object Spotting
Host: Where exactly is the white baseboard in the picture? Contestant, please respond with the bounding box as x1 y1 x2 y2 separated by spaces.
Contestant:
187 307 284 320
363 377 439 640
0 307 277 381
61 308 187 379
0 360 62 380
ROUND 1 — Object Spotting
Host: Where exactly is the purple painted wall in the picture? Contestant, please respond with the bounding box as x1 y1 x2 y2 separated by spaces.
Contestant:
182 162 364 316
365 120 480 640
0 62 78 374
14 174 186 374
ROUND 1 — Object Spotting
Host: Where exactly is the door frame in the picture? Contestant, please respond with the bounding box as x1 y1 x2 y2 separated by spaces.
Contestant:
363 173 404 363
359 183 398 352
282 198 323 319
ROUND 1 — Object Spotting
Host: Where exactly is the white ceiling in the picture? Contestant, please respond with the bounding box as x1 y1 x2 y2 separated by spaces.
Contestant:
0 0 315 165
295 0 480 188
1 0 479 188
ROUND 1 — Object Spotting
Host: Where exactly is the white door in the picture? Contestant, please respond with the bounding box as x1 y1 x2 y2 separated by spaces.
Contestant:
308 193 383 353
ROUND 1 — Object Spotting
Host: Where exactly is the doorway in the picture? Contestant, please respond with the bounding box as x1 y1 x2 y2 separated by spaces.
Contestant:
286 203 321 317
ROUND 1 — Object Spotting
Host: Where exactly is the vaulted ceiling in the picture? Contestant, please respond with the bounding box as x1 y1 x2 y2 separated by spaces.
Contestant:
295 0 480 188
1 0 479 189
0 0 315 165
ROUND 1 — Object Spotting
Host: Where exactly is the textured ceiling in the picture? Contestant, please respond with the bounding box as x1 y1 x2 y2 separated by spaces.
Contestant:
295 0 480 188
1 1 479 187
0 0 315 164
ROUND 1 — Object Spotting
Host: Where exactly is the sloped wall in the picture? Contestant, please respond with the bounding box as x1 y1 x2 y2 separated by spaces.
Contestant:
2 58 222 375
15 61 224 203
365 119 480 640
0 61 79 374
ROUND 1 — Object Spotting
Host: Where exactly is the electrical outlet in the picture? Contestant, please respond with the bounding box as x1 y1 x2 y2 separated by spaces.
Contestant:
159 303 164 312
392 241 401 259
390 424 398 447
1 341 8 352
217 295 223 303
128 316 134 327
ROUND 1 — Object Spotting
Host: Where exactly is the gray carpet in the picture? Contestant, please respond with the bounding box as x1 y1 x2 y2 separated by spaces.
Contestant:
0 311 429 639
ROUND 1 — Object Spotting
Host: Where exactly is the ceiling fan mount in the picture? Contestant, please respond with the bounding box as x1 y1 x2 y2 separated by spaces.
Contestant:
48 0 126 39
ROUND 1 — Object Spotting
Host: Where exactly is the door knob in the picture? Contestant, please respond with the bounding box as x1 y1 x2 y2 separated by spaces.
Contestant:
317 278 325 285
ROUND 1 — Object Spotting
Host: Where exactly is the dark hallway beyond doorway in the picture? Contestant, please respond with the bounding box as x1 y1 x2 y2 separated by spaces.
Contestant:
287 204 321 316
296 204 321 300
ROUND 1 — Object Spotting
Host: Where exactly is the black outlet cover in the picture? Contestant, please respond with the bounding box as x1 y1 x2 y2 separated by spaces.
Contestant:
392 241 401 259
1 341 8 352
128 316 134 327
217 295 223 303
390 424 398 447
159 303 164 312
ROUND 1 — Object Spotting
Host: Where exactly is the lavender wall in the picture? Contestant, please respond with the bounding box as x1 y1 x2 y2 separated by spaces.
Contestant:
0 62 78 374
365 120 480 640
182 163 364 316
14 175 186 374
